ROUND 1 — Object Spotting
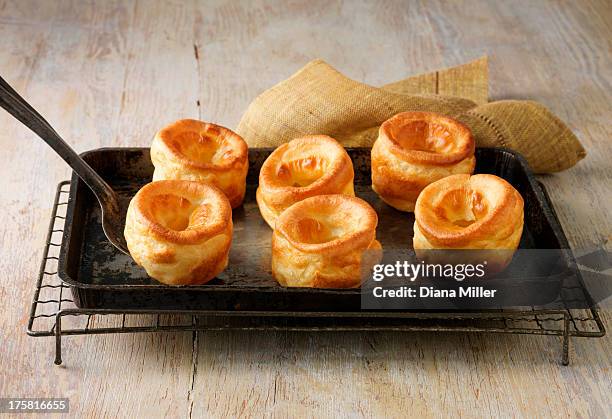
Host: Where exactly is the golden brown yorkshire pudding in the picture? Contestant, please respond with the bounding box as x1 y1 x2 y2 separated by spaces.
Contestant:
414 174 524 271
124 180 233 285
151 119 248 208
272 194 381 288
257 135 355 228
372 111 476 212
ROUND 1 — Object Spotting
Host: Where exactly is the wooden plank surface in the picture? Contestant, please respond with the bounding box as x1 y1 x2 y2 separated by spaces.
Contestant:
0 0 610 418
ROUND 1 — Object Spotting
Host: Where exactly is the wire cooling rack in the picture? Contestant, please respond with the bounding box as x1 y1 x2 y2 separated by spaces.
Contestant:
27 182 606 365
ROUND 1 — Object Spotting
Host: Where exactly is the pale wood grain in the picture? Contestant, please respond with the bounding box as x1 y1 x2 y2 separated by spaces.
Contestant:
0 0 197 417
0 0 610 418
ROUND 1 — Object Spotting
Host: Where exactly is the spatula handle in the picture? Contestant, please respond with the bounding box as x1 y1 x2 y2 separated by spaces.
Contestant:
0 75 117 207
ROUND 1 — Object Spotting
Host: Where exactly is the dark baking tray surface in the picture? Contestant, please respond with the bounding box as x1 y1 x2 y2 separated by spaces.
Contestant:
59 147 576 310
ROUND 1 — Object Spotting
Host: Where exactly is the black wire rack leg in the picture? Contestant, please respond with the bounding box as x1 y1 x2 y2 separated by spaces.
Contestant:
562 313 570 366
55 312 63 365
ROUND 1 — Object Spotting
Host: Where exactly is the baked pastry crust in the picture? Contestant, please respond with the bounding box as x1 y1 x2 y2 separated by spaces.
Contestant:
413 174 524 271
151 119 248 208
257 135 354 228
272 194 381 288
124 180 233 285
372 111 476 212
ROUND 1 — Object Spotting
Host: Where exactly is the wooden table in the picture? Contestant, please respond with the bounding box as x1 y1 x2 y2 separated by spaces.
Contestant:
1 0 610 417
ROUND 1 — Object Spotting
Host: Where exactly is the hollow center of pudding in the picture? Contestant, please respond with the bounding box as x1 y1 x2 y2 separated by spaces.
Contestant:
170 130 233 164
150 194 203 231
437 189 487 228
276 155 330 187
290 217 341 244
393 120 456 154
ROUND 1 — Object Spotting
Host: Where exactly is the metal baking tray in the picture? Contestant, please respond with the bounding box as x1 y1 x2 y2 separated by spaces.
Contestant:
58 147 579 310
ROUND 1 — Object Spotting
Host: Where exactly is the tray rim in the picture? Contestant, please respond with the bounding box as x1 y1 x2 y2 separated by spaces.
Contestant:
58 146 573 293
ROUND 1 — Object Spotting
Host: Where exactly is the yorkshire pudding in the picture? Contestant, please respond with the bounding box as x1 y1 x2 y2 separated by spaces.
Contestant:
257 135 354 228
124 180 233 285
372 111 476 212
414 174 524 271
272 194 381 288
151 119 248 208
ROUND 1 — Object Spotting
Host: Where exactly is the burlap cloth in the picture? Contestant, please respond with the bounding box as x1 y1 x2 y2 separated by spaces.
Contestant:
237 57 585 173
